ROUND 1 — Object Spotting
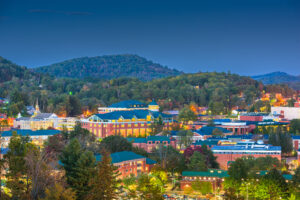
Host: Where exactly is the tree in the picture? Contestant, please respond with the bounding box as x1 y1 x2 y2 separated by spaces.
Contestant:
59 139 96 199
187 151 207 171
100 135 132 153
228 158 249 181
40 183 76 200
4 132 32 199
136 174 164 200
292 166 300 192
178 105 197 124
290 119 300 134
149 115 165 136
85 151 120 200
25 148 58 200
177 130 193 149
65 95 82 117
269 128 293 154
150 145 186 172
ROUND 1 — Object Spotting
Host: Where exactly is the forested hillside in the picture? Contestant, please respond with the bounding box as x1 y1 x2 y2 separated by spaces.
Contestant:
34 54 182 81
0 57 295 116
0 56 35 83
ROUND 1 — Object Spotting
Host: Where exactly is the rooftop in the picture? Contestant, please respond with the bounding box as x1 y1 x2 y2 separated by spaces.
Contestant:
95 151 148 164
127 136 172 143
182 169 229 178
108 100 147 108
92 110 172 121
211 144 281 151
1 129 61 137
194 126 232 136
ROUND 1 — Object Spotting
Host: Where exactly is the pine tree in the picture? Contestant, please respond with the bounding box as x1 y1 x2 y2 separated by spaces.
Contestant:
60 139 96 200
85 151 120 200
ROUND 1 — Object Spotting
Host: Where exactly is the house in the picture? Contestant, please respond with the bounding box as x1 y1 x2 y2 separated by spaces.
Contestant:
239 113 270 122
127 136 176 152
81 110 173 138
212 143 281 169
190 140 220 149
95 151 156 178
271 107 300 120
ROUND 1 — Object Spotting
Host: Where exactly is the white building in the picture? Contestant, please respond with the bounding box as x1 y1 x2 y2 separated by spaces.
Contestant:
271 107 300 120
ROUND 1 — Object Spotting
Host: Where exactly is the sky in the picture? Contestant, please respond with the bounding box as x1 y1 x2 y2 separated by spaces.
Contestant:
0 0 299 75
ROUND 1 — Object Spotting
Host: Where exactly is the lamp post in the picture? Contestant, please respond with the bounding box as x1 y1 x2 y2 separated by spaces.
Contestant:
172 167 178 188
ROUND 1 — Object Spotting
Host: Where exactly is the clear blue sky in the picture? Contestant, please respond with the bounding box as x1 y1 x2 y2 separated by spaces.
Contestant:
0 0 299 75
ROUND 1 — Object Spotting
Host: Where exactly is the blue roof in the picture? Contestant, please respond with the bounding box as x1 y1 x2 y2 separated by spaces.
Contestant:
292 135 300 140
127 136 172 144
192 140 219 147
109 100 147 108
212 145 281 151
95 151 147 164
146 158 157 165
0 148 9 155
93 110 172 121
195 126 231 136
149 99 158 106
1 129 61 137
226 134 253 140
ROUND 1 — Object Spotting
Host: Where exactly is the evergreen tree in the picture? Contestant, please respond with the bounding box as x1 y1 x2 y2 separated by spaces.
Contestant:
187 151 207 171
60 139 96 200
4 132 32 199
86 151 120 200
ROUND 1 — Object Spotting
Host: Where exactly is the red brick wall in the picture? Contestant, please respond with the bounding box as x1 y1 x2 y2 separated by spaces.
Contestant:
240 115 263 122
215 153 281 170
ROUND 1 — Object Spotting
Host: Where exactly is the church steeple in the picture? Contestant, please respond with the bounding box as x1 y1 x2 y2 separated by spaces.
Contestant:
33 99 41 117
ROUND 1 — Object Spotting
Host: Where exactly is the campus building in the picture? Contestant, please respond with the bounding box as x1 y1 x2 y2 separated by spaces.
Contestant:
1 129 61 147
180 170 228 191
127 136 176 152
95 151 156 178
212 143 281 169
98 99 159 113
271 107 300 120
81 110 173 138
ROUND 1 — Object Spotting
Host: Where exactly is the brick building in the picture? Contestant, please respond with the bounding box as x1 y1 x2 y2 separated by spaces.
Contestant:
81 110 173 138
127 136 176 152
212 143 281 169
95 151 156 178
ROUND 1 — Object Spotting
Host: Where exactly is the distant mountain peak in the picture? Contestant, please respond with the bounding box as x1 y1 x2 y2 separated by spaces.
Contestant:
33 54 183 81
252 71 300 87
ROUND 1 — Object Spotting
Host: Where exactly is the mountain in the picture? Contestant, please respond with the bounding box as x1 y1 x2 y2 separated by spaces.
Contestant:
33 54 183 81
252 71 300 85
0 56 35 83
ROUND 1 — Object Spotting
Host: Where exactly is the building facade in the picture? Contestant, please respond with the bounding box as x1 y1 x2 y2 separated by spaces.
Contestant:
81 110 173 138
212 143 281 169
95 151 156 178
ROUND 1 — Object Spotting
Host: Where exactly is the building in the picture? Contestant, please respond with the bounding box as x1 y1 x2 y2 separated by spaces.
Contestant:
212 143 281 169
98 100 154 113
215 121 251 135
193 126 233 140
180 169 292 191
292 136 300 150
81 110 173 138
271 107 300 120
180 169 228 191
239 113 270 122
1 129 61 147
190 140 220 149
127 136 176 152
95 151 156 178
13 103 77 131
